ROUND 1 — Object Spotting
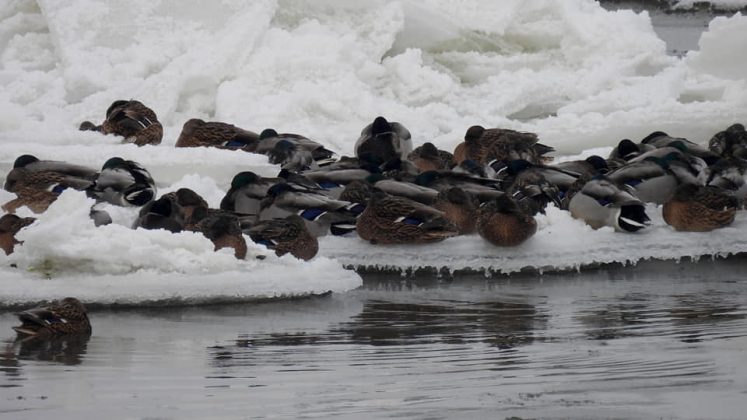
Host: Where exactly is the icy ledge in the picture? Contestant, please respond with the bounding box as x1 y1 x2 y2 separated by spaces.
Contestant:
319 205 747 274
0 192 361 307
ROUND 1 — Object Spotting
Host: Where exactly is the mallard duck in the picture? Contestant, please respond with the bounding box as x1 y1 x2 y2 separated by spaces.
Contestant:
339 180 375 205
453 125 553 165
354 116 413 165
302 167 376 199
220 172 281 224
663 184 738 232
133 193 185 233
567 176 650 232
175 118 259 149
258 183 360 237
13 297 91 337
476 194 537 246
552 155 609 177
709 123 747 160
88 157 156 207
431 187 479 235
355 191 458 244
506 171 561 216
2 170 95 214
4 154 98 193
255 129 337 166
408 142 454 173
414 170 504 202
704 158 747 203
366 173 439 205
607 156 679 204
0 214 35 255
188 208 247 259
640 131 718 164
80 100 162 146
248 214 318 261
608 138 655 164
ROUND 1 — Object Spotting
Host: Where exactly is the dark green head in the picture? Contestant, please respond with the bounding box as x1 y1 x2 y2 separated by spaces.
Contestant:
665 140 687 152
585 155 609 172
364 173 386 184
641 131 668 144
414 170 440 186
230 171 260 189
102 157 126 170
13 154 39 168
371 116 391 136
259 129 279 140
617 139 639 159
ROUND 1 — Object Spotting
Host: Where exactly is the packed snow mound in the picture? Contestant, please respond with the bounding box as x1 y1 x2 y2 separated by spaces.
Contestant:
0 190 362 307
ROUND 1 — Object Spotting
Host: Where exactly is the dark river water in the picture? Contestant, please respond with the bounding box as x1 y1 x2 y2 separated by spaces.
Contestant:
1 257 746 419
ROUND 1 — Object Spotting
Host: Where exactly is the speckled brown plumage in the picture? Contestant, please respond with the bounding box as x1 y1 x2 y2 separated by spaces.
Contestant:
96 100 163 146
249 215 319 261
356 191 458 245
2 170 91 214
190 210 247 259
408 142 453 173
431 187 478 235
175 118 259 150
453 125 553 165
13 297 91 337
477 195 537 247
663 184 738 232
0 214 35 255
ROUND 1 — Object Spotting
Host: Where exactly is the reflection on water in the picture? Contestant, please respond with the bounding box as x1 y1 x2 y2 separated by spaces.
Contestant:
0 258 746 418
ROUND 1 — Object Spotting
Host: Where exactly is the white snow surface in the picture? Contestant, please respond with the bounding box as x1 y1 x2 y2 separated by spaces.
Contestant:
1 0 747 305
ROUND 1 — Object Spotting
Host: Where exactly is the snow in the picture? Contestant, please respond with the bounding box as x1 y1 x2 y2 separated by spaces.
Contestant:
1 0 747 306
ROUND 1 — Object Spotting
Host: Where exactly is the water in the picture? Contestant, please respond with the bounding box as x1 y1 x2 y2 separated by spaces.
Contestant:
1 257 746 419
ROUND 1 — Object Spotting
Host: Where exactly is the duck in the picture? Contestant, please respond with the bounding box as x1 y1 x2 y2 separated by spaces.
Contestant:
0 214 36 255
709 123 747 160
608 138 655 164
663 184 738 232
476 194 537 246
366 173 440 205
13 297 92 337
431 187 479 235
640 131 719 164
552 155 609 178
254 129 337 167
354 116 413 165
2 171 94 214
453 125 553 165
497 160 578 200
506 171 561 216
567 176 650 232
704 158 747 203
88 157 156 207
4 154 98 193
219 171 281 225
174 118 259 149
414 170 504 202
133 193 185 233
80 100 162 146
407 142 454 173
355 190 458 245
258 183 361 237
188 207 247 259
606 156 679 204
248 214 318 261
